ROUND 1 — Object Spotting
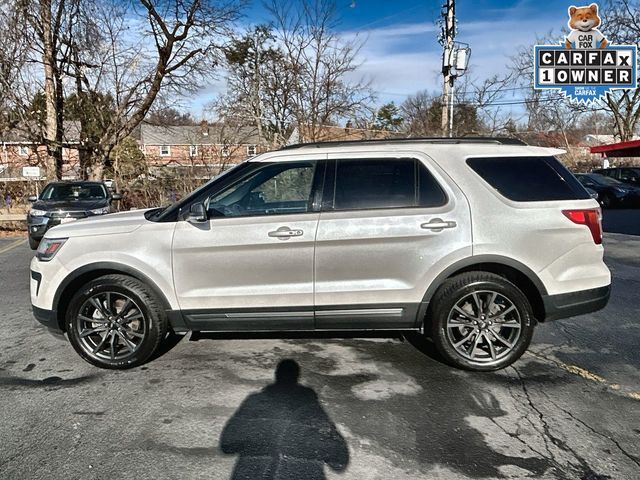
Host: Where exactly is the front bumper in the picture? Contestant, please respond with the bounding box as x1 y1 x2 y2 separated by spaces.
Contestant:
32 305 61 332
27 215 49 240
542 284 611 321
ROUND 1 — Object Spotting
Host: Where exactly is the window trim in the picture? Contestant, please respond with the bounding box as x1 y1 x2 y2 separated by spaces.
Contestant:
189 145 198 157
322 157 448 213
247 144 257 156
160 145 171 156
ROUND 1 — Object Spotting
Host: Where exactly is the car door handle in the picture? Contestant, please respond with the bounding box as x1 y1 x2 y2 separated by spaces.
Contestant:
420 219 457 231
268 226 304 240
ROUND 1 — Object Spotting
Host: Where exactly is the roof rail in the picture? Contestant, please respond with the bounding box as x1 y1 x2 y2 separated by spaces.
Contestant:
280 137 528 150
280 136 528 150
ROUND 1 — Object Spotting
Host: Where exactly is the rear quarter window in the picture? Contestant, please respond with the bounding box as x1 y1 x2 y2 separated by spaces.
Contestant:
466 156 590 202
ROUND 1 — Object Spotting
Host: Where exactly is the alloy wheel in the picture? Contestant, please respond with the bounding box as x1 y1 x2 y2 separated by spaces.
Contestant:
75 291 147 362
445 290 522 365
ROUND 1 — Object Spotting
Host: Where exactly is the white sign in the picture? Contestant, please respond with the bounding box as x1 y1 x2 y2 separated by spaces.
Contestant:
22 166 41 177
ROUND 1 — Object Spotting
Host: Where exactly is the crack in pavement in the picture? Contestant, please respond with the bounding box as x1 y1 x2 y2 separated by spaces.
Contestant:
544 396 640 470
511 366 605 480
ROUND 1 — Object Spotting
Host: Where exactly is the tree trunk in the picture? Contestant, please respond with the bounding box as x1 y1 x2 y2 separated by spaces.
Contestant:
39 0 63 179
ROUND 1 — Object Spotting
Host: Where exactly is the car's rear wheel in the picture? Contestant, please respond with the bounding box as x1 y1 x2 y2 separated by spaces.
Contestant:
429 272 535 371
66 274 167 369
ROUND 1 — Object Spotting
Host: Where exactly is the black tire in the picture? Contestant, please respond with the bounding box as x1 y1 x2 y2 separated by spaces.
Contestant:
28 235 39 250
429 272 535 371
66 274 168 369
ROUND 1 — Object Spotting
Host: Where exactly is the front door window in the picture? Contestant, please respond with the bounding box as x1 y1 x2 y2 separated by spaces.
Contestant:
206 163 316 217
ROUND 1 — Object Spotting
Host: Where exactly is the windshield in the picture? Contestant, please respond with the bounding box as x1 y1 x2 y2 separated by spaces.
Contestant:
40 183 107 201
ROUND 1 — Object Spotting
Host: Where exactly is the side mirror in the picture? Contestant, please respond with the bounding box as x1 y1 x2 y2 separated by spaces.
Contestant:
28 195 38 202
186 202 207 224
111 193 122 201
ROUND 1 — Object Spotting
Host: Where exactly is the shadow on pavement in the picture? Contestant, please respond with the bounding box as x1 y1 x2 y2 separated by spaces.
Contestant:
149 331 187 361
220 359 349 480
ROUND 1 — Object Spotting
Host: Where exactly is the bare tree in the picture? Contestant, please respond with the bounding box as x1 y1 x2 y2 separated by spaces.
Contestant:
265 0 374 143
6 0 241 179
0 1 31 135
601 0 640 140
75 0 242 178
401 91 442 136
216 25 297 146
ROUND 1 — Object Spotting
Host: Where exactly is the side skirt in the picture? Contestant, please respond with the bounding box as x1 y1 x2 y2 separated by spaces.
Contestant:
172 303 421 332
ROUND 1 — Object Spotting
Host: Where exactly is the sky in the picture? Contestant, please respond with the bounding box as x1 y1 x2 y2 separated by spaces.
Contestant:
188 0 576 118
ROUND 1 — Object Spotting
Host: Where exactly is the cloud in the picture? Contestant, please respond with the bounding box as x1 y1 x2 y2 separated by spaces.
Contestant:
186 3 568 114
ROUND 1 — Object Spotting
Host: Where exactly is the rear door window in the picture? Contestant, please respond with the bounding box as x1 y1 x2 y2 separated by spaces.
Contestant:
467 156 589 202
331 158 446 211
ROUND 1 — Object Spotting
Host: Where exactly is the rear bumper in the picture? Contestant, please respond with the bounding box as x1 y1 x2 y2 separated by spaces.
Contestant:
542 284 611 322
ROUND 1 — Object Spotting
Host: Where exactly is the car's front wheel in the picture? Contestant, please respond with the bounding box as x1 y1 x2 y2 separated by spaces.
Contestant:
429 272 535 371
66 274 167 369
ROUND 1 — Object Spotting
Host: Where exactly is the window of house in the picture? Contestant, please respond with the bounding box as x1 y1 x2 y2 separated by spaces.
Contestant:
332 158 447 211
18 146 29 156
160 145 171 156
247 145 257 156
189 145 198 157
221 146 230 157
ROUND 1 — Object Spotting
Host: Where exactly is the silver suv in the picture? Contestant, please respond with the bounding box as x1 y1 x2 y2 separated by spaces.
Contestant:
30 138 611 371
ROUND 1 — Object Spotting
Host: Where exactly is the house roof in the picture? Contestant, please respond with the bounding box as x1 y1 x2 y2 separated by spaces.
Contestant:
287 125 402 145
583 134 617 145
1 121 81 143
140 123 262 146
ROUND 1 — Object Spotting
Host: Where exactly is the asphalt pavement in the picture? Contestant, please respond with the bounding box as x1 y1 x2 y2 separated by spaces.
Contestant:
0 233 638 480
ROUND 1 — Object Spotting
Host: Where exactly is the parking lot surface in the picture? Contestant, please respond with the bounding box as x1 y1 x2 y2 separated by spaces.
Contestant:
0 234 638 479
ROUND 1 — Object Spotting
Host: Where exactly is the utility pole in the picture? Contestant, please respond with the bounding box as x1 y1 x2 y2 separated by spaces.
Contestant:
441 0 455 137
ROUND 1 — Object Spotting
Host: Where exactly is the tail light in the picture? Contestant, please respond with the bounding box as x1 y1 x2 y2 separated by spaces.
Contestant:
562 209 602 245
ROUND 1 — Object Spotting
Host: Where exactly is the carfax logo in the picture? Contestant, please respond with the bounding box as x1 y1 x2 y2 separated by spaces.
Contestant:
534 3 637 104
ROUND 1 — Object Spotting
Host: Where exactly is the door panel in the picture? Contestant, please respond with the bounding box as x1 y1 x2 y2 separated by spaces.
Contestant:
173 212 319 314
172 157 326 331
314 153 472 329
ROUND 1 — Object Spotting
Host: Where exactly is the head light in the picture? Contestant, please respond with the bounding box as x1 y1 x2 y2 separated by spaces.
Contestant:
36 238 67 262
90 206 110 215
30 209 47 217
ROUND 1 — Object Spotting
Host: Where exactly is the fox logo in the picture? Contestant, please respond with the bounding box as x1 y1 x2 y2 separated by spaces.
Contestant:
565 3 608 49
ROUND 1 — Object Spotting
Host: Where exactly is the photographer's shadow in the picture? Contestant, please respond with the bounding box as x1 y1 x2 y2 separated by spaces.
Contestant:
220 359 349 480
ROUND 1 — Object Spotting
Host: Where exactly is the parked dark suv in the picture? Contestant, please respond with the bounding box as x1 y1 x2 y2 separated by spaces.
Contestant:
27 181 121 249
593 167 640 187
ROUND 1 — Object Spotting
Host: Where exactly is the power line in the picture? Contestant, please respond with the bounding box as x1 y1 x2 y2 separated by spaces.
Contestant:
343 3 425 32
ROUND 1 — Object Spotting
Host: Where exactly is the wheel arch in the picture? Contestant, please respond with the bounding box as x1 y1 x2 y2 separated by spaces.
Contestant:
53 262 172 332
419 255 547 328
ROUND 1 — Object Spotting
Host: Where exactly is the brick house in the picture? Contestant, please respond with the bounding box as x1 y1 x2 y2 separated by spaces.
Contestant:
140 123 268 177
0 122 80 180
